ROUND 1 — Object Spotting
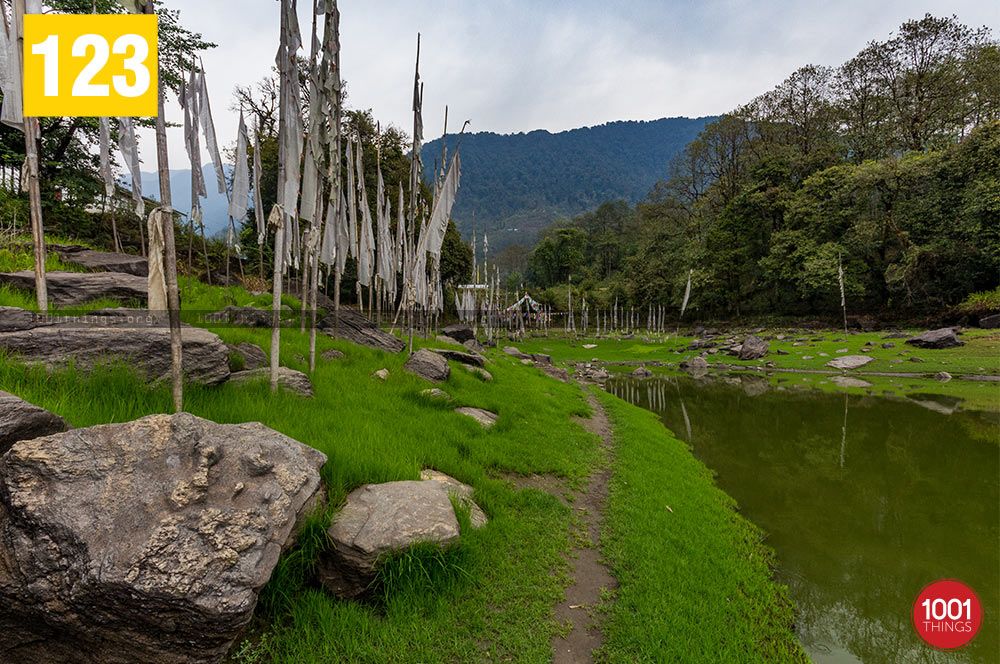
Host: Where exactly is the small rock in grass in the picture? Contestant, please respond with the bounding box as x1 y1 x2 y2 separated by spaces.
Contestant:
456 407 498 428
463 365 493 382
420 388 451 401
372 368 389 381
835 348 849 354
322 349 346 361
882 342 895 349
631 366 653 378
934 372 952 382
582 344 597 349
818 352 829 357
906 328 964 349
318 481 460 599
909 356 924 363
404 349 450 382
826 355 875 370
802 356 814 360
230 366 314 398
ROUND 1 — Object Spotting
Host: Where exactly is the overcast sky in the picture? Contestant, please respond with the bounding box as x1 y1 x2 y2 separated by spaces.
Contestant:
140 0 999 170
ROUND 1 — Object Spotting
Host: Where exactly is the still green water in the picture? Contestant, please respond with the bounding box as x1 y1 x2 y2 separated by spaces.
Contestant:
606 375 999 664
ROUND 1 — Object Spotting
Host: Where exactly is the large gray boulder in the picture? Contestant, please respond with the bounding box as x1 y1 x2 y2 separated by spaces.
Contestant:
906 328 964 349
980 314 1000 329
404 349 450 382
440 323 475 343
229 367 313 398
318 309 404 353
0 413 327 664
826 355 875 370
429 348 486 367
0 391 66 454
0 270 147 306
738 335 769 360
52 245 148 277
0 307 230 385
318 481 460 598
420 470 488 529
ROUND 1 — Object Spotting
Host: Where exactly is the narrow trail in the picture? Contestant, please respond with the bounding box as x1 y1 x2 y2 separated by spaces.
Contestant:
551 390 617 663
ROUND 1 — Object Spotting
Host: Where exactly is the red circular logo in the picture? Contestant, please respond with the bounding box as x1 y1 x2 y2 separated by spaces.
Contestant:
912 580 982 650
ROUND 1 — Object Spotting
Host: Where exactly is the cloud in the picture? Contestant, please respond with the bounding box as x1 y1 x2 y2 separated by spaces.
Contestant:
139 0 999 177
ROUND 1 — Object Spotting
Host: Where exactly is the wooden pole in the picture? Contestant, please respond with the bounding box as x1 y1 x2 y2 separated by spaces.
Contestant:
15 0 47 312
148 2 183 413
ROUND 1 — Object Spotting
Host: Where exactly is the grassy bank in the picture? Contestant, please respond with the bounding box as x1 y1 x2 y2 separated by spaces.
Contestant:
0 266 823 660
516 330 1000 414
0 304 600 662
594 389 809 662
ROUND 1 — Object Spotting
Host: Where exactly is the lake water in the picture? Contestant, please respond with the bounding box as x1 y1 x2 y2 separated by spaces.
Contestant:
606 375 999 664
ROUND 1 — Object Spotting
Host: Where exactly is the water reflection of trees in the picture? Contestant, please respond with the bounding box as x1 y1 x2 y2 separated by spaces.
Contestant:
606 377 999 664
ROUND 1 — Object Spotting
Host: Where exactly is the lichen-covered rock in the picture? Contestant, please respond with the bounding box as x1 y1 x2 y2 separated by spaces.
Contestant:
906 328 964 349
229 367 313 398
372 368 389 381
0 391 66 454
0 413 326 664
318 481 460 598
404 349 450 382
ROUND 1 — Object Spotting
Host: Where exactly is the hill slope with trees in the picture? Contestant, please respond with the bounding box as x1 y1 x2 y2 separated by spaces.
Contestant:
421 117 714 249
517 14 1000 321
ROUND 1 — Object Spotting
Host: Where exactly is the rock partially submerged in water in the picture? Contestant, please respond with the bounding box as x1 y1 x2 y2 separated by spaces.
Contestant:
631 366 653 378
830 376 873 389
826 355 875 370
738 335 769 360
0 413 326 664
0 391 66 454
906 328 963 349
318 480 460 598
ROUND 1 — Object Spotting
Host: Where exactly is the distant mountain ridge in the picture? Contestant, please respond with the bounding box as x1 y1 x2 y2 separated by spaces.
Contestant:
140 165 232 238
421 116 715 249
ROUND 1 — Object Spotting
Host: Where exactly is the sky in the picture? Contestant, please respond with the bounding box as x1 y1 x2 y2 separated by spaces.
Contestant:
140 0 1000 171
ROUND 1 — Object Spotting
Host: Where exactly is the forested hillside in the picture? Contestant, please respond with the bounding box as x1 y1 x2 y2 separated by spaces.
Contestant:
421 117 714 248
519 15 1000 321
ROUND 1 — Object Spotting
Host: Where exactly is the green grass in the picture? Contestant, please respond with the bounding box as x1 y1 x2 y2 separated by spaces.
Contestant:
517 329 1000 376
594 388 809 663
0 318 600 663
0 246 86 273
